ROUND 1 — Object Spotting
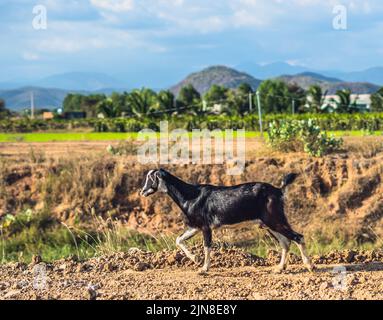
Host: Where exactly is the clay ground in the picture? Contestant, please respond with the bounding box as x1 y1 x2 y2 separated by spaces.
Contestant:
1 248 383 300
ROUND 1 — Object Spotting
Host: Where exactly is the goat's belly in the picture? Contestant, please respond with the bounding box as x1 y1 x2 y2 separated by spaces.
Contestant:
213 211 260 227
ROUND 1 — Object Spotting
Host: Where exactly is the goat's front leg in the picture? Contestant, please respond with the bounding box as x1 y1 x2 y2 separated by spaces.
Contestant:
199 227 212 275
176 228 199 264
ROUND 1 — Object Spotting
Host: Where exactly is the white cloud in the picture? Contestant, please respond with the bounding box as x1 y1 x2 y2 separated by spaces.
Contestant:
90 0 134 12
22 52 40 61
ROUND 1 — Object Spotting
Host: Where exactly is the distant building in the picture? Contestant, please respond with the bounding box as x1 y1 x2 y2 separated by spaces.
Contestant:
43 112 54 120
322 94 371 112
63 112 87 120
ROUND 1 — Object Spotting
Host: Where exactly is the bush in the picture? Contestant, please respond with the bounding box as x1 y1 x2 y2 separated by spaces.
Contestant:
268 119 343 157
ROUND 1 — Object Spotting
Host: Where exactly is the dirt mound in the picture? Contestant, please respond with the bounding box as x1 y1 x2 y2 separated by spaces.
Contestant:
48 245 267 274
1 141 383 244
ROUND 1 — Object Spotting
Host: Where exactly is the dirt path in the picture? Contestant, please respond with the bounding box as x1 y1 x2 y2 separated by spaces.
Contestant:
1 248 382 300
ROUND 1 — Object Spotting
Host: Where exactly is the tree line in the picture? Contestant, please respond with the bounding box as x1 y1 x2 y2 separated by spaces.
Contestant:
0 99 11 120
1 80 383 121
63 81 383 119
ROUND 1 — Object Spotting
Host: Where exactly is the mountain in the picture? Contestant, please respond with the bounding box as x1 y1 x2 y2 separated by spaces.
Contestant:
326 82 380 95
236 62 308 80
36 72 126 91
277 72 379 94
330 67 383 86
0 86 129 111
0 87 76 111
170 65 262 95
277 72 342 91
237 62 383 87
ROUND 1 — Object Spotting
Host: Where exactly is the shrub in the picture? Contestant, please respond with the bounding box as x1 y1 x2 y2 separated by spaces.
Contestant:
268 119 343 157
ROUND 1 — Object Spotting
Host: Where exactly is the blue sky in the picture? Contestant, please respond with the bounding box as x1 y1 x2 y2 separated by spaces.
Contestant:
1 0 383 86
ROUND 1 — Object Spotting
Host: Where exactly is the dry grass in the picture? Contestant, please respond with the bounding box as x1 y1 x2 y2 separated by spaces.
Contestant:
1 136 383 263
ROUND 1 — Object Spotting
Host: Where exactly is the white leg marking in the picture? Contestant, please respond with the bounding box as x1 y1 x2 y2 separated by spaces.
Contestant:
269 230 291 272
199 247 211 274
296 241 314 271
176 228 199 264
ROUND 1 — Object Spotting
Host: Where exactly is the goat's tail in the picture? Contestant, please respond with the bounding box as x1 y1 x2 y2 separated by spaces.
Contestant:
281 173 299 192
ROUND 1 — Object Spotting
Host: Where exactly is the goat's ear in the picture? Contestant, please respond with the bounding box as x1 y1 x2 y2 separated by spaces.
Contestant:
155 170 164 180
157 169 166 178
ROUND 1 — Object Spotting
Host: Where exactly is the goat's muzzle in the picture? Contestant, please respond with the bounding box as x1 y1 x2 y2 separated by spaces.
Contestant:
140 188 155 197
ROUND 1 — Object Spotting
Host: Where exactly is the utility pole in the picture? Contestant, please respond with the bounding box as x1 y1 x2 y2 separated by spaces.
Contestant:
256 91 263 137
30 91 35 119
249 92 253 112
292 99 295 115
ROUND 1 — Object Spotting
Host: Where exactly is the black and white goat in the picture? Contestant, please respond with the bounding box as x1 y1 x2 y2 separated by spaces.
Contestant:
141 169 314 274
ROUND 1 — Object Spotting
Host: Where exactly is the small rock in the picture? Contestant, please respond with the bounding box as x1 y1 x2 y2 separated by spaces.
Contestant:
58 263 67 271
87 284 101 300
4 290 21 299
319 281 331 292
31 255 43 266
128 248 143 254
14 280 29 289
134 262 150 272
0 282 8 291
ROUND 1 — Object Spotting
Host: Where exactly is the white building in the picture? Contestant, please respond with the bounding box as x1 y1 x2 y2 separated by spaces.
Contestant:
322 94 371 112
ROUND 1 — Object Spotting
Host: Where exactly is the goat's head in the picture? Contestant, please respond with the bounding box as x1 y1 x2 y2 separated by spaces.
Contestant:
140 169 167 197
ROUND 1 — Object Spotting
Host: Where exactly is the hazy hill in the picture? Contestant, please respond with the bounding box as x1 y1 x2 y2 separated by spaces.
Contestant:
0 87 90 111
236 62 308 79
170 65 262 96
331 67 383 87
326 82 380 95
277 72 379 94
37 72 126 91
277 72 341 91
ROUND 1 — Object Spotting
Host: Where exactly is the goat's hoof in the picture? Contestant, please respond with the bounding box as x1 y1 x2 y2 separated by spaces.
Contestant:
190 256 201 266
273 266 286 274
306 264 316 273
198 267 209 275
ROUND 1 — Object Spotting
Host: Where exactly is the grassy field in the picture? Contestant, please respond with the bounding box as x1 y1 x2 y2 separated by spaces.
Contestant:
0 130 382 143
2 209 378 264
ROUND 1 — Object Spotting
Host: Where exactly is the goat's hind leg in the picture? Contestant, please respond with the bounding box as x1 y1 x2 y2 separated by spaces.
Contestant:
176 228 199 264
294 237 315 272
199 227 212 275
268 230 291 273
272 228 315 273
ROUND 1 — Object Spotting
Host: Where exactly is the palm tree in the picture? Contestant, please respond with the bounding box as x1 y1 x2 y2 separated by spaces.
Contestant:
97 98 121 118
333 89 356 113
156 90 175 112
126 88 157 117
371 88 383 112
306 85 327 113
0 99 10 119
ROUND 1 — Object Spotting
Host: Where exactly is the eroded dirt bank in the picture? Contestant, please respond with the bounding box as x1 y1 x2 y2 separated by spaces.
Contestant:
1 247 383 300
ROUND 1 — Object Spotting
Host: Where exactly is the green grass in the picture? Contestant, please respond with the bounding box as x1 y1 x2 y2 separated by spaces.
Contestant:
0 131 381 143
1 210 381 264
0 210 175 264
0 132 141 143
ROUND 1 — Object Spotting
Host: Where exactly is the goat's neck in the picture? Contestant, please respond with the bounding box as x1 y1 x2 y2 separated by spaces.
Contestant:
164 174 199 210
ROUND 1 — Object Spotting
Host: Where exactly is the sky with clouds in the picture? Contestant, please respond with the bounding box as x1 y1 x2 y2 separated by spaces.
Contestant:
1 0 383 85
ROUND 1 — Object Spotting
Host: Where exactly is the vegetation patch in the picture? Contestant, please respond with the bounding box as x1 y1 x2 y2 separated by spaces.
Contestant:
268 119 343 156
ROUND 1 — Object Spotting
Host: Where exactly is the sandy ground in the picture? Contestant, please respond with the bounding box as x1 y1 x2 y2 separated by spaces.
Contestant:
1 248 382 300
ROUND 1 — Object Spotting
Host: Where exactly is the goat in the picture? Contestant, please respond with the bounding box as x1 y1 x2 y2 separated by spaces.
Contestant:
140 169 314 274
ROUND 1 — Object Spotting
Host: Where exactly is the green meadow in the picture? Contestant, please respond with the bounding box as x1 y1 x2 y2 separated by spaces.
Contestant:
0 130 381 143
